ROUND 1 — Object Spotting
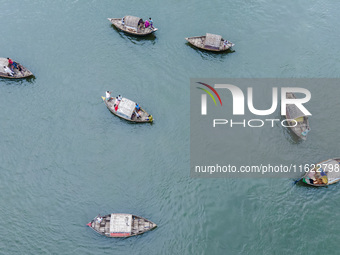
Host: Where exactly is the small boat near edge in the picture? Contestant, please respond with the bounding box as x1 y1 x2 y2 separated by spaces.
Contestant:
0 57 33 79
302 158 340 186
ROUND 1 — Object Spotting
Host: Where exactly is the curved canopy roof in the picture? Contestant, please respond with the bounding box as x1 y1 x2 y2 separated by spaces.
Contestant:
124 16 143 28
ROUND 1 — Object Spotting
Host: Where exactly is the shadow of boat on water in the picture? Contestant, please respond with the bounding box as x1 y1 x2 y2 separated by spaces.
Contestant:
0 75 36 85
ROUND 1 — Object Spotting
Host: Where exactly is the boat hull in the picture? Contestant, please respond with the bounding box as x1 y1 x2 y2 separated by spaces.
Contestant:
108 18 157 36
88 213 157 237
0 58 33 79
102 96 153 123
302 158 340 186
185 36 234 52
285 92 310 140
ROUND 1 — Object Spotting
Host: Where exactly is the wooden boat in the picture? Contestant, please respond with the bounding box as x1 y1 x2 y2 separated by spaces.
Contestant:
285 92 311 140
108 16 158 36
185 33 234 52
0 57 33 78
87 213 157 237
102 94 153 123
302 158 340 186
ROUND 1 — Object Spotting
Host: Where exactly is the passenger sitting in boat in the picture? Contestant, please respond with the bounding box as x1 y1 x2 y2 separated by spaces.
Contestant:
223 40 229 47
114 95 122 109
121 17 125 25
313 171 325 185
106 91 112 101
134 110 140 119
301 128 311 136
144 20 150 28
138 22 143 30
97 216 103 223
7 58 14 71
12 62 18 69
3 66 14 76
146 115 153 122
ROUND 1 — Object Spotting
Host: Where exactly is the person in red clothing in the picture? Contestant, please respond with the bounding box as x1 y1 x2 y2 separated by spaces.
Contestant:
7 58 14 71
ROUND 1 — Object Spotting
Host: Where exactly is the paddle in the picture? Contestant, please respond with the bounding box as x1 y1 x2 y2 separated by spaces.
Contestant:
294 177 303 184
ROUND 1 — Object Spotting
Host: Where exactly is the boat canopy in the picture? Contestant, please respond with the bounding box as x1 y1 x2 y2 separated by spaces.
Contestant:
286 104 306 120
124 16 143 29
117 98 136 119
110 214 132 234
322 159 340 180
205 33 222 49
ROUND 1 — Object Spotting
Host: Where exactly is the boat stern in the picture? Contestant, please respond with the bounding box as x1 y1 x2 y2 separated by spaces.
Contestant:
301 136 307 141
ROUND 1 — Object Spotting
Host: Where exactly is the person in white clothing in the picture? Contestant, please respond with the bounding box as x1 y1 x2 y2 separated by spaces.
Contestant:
105 91 112 101
3 66 14 76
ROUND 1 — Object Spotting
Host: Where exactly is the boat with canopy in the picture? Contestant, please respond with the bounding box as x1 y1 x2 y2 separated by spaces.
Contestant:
285 92 310 140
102 93 153 123
108 16 158 36
185 33 234 52
87 213 157 237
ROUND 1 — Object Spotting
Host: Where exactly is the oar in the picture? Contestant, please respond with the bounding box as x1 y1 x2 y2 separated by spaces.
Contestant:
294 176 304 184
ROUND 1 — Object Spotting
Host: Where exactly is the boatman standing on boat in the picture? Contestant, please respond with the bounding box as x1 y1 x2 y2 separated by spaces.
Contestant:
149 17 153 28
106 91 112 101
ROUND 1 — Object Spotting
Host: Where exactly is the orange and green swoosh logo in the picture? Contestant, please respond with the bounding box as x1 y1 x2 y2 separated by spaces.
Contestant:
196 82 222 106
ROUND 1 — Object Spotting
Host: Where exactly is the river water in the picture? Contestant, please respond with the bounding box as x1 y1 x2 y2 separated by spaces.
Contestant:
0 0 339 254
